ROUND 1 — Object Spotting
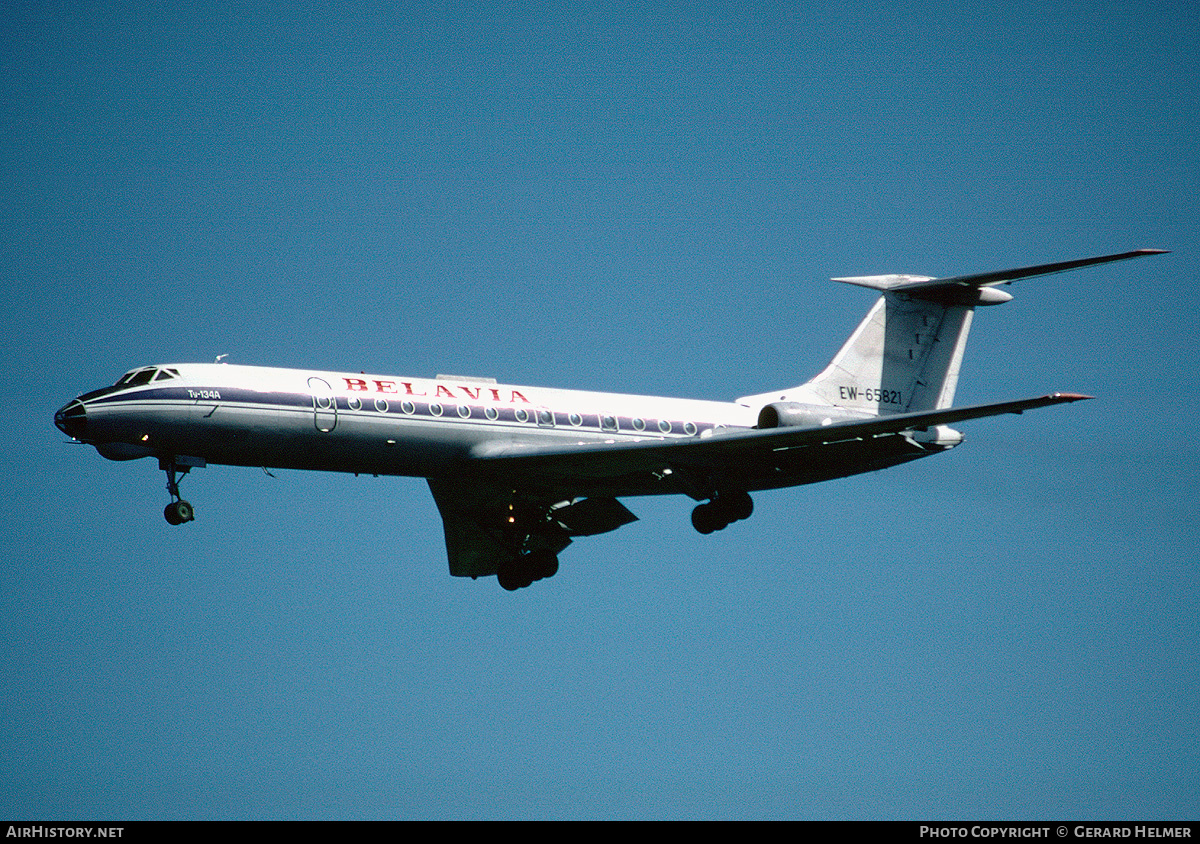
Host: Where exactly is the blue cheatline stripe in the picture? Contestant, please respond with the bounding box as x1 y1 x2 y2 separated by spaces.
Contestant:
89 386 727 438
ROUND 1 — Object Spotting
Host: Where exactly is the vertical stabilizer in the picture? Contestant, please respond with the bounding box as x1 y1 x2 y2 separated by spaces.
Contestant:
800 293 975 414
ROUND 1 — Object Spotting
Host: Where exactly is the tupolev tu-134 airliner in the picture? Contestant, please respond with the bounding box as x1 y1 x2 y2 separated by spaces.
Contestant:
56 249 1165 590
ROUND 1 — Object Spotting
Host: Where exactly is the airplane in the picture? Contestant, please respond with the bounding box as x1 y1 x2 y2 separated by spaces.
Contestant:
55 249 1166 590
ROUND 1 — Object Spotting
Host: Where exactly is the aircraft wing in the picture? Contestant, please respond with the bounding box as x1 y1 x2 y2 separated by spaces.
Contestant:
429 392 1088 578
468 392 1092 481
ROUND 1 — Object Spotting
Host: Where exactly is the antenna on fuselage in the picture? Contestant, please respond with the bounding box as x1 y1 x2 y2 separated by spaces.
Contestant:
215 354 228 364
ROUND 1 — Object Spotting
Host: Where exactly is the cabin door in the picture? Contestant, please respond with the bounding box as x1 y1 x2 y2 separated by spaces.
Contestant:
308 377 338 433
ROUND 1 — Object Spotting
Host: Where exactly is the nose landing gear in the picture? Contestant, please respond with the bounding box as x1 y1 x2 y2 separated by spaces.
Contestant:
160 457 198 525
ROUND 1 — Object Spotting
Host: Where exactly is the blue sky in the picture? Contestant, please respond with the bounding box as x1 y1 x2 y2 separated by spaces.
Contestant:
3 1 1197 820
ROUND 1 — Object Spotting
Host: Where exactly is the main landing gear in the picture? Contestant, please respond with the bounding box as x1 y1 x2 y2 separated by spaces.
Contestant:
161 457 195 525
497 549 560 591
691 490 753 535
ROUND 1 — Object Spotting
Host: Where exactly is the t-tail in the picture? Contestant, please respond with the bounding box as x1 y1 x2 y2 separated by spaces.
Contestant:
741 249 1167 419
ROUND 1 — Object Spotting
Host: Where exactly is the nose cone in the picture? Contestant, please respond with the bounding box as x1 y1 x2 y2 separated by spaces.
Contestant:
55 400 87 439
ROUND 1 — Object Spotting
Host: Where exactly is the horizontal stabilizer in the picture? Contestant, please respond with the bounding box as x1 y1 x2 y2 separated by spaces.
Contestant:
834 249 1167 294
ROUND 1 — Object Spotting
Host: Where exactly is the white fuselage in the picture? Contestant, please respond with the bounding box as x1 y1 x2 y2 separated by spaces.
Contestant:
64 363 761 481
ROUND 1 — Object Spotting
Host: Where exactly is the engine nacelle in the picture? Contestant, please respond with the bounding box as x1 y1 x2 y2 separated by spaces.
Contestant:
756 402 870 430
904 424 965 448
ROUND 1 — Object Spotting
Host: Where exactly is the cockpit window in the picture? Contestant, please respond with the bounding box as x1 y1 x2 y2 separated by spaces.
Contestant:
116 368 154 387
116 367 177 387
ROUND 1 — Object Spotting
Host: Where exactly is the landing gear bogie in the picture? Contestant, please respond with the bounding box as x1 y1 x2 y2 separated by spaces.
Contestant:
691 491 754 535
497 550 559 591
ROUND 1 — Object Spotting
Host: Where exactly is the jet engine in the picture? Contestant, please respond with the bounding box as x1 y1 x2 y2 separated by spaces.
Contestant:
756 402 869 430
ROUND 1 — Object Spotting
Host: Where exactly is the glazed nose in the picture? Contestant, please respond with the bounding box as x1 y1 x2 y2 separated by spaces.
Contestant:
55 400 87 438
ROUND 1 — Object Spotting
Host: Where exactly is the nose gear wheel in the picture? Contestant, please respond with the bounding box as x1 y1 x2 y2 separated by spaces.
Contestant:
160 457 195 525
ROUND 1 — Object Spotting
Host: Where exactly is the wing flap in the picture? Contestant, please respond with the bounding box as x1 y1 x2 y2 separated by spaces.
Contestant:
427 478 509 578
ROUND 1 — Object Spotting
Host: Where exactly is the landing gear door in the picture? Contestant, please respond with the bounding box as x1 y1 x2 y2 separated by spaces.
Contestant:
308 376 338 433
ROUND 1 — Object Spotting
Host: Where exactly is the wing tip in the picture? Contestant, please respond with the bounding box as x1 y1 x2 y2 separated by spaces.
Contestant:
1049 392 1095 402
